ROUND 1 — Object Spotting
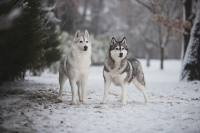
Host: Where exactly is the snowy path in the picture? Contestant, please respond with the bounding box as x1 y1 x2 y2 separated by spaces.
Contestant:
0 60 200 133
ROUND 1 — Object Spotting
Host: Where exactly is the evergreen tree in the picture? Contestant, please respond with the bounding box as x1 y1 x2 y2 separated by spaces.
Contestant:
31 3 62 75
0 0 62 84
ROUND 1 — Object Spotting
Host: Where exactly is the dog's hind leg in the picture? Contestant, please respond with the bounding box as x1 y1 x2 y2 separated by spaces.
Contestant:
58 73 68 100
77 81 82 102
118 94 122 102
132 78 149 103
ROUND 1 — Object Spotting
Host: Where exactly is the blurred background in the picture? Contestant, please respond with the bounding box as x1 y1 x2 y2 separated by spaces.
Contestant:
0 0 197 83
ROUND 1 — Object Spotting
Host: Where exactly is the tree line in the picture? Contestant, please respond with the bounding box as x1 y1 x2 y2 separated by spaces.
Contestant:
0 0 199 83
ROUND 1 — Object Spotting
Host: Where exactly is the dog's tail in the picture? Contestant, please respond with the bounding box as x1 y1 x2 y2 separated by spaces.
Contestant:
60 55 68 76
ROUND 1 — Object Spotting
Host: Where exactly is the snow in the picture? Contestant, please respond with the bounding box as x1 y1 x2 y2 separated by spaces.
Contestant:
0 59 200 133
180 0 200 81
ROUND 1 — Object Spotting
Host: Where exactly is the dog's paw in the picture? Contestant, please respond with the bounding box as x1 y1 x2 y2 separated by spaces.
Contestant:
101 101 107 104
70 101 77 105
145 100 149 103
82 101 88 105
57 97 62 101
79 99 83 102
121 102 126 106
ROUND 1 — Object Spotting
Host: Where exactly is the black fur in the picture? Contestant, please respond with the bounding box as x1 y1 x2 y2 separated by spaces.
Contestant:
104 65 109 72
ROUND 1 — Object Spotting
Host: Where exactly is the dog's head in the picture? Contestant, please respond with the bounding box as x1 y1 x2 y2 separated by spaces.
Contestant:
109 37 128 61
73 30 91 52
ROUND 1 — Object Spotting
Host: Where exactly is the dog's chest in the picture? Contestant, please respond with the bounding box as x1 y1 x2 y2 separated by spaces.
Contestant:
109 68 127 86
69 52 91 76
66 49 91 80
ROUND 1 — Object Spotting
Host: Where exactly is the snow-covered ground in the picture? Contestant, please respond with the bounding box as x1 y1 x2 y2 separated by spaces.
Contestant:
0 59 200 133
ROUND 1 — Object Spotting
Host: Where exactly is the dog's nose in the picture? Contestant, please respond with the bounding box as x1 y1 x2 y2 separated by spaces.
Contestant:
84 46 88 51
119 53 123 57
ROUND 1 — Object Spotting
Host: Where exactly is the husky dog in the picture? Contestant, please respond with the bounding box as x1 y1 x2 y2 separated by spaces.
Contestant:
101 37 149 106
57 30 91 105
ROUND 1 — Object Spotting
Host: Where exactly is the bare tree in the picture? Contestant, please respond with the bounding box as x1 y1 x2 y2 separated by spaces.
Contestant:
90 0 103 38
135 0 181 69
180 0 200 81
181 0 192 60
55 0 90 34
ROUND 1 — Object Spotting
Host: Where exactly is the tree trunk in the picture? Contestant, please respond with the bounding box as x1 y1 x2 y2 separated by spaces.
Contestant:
146 52 150 67
145 47 152 67
160 47 164 70
91 0 103 38
181 0 192 60
180 0 200 81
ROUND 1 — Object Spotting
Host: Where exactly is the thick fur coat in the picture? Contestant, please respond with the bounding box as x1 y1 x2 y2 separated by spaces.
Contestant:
101 37 149 106
57 30 91 105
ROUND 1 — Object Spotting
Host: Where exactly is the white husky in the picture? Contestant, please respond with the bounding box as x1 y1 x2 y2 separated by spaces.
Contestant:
57 30 91 105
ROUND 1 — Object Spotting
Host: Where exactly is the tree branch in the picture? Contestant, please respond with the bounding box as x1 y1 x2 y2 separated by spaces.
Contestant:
134 21 159 47
135 0 154 13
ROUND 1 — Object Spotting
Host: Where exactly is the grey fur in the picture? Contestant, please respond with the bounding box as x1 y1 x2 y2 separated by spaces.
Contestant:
109 40 128 51
128 58 145 86
104 56 145 85
103 39 145 85
102 37 149 105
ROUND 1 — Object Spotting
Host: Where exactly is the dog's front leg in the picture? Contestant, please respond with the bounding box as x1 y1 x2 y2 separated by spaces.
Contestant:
101 79 111 104
70 80 77 105
77 81 82 102
81 78 88 105
121 84 128 106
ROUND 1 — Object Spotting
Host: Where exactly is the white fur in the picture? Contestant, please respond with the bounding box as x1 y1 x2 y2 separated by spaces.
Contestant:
102 64 149 106
101 39 149 106
110 46 127 61
57 30 91 105
132 78 149 103
102 70 129 106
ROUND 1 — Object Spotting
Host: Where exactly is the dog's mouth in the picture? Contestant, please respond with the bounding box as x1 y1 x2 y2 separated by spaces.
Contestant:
119 53 123 58
84 46 88 51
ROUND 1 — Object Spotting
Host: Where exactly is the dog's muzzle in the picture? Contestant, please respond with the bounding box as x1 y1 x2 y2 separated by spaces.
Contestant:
84 46 88 51
119 53 123 57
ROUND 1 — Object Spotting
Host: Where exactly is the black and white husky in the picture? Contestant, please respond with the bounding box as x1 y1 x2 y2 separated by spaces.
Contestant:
57 30 91 105
101 37 149 106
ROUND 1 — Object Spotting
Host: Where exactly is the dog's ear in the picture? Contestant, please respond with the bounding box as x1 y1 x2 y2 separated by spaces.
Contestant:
111 37 116 46
75 30 80 39
121 37 127 45
84 30 89 38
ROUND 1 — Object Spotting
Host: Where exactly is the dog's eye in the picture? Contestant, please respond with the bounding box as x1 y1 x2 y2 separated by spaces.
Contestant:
86 41 88 43
80 41 83 43
122 48 124 50
116 48 118 50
